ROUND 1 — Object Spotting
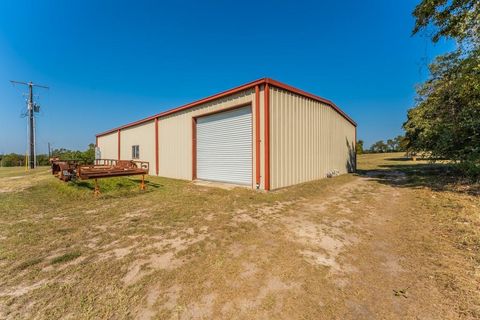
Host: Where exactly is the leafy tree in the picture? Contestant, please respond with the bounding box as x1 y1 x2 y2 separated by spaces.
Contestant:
36 154 50 166
356 140 364 154
51 144 96 164
386 139 396 152
355 136 407 154
399 136 410 153
370 140 388 153
0 153 51 167
83 144 96 164
413 0 479 46
394 135 407 152
405 0 480 178
0 145 95 168
0 153 22 167
404 50 480 161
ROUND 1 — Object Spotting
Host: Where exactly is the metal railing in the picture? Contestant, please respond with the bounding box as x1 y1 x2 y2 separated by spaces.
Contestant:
93 159 149 171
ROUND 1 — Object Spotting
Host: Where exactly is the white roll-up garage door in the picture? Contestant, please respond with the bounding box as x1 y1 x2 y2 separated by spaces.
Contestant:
196 106 252 185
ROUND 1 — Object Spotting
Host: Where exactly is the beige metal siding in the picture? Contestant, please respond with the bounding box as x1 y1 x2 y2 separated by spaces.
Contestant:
96 82 355 191
120 121 156 175
270 87 356 190
97 132 117 160
158 89 261 185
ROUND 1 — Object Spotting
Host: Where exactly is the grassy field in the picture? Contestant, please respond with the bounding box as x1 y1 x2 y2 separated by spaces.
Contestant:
0 153 478 319
0 166 50 178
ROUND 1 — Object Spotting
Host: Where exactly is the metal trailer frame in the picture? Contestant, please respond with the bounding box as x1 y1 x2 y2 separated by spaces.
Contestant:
50 159 149 196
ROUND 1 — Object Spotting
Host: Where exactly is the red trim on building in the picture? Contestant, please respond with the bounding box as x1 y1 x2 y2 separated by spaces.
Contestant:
264 84 270 191
96 78 356 138
191 118 197 180
117 129 121 160
155 117 159 176
191 103 251 119
96 78 265 137
354 126 357 172
191 103 253 183
254 85 261 187
96 78 357 190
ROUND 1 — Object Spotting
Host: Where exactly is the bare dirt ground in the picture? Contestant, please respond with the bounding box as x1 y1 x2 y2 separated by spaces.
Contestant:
0 154 479 319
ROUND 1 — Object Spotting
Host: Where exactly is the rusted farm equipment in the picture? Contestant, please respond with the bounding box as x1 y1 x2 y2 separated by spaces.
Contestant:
50 158 82 181
50 158 149 196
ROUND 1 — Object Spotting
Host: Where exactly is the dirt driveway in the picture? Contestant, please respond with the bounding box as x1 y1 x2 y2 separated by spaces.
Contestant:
0 156 478 319
218 171 473 319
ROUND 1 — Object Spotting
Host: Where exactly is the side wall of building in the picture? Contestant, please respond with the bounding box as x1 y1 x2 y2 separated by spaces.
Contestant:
96 83 356 191
120 121 156 175
157 88 265 187
96 88 266 188
96 131 118 160
269 87 356 190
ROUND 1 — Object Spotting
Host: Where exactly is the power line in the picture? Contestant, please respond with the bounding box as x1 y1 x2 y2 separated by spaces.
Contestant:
10 81 49 169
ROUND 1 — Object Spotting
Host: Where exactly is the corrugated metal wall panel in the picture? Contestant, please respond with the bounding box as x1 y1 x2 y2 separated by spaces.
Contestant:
97 132 117 160
270 87 356 190
158 89 259 182
196 106 252 185
120 121 156 175
97 82 355 191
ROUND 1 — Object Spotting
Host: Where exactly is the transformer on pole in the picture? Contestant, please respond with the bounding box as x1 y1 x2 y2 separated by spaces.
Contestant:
10 80 49 169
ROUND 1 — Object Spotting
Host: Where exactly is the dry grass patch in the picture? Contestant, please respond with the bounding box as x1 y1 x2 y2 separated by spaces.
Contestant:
50 252 82 265
0 155 479 319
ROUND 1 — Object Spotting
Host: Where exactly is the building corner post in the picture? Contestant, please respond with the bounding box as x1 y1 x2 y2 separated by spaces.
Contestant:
264 82 270 191
192 117 197 180
255 85 261 189
354 126 357 172
155 117 159 176
117 129 121 160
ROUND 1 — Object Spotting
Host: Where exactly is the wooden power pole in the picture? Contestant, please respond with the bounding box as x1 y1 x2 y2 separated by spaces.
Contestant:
10 81 49 169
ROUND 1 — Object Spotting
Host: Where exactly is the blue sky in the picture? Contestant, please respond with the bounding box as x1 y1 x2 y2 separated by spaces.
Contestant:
0 0 453 154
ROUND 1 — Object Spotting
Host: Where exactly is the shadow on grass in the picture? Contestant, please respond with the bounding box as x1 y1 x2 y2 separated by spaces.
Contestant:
69 177 163 192
357 163 479 196
130 178 163 189
385 157 412 162
73 181 94 190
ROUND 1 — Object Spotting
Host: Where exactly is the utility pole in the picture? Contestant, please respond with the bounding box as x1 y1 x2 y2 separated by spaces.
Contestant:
48 142 51 158
10 81 49 169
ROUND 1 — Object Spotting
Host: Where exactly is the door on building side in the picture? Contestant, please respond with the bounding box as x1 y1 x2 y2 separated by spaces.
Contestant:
196 106 252 185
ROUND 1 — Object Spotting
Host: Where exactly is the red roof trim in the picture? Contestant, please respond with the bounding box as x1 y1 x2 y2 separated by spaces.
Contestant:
96 78 265 137
96 77 356 137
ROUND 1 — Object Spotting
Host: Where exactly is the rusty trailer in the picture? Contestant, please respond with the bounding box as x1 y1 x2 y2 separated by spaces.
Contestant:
50 158 149 196
50 158 82 181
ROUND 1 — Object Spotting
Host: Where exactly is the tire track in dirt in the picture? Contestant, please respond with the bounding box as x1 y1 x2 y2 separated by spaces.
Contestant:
282 172 460 319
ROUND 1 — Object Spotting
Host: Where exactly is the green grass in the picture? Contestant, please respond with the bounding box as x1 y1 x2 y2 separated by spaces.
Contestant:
356 152 429 170
0 166 49 178
358 152 479 195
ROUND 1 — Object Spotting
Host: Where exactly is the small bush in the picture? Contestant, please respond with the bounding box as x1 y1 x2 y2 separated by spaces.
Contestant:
456 161 480 181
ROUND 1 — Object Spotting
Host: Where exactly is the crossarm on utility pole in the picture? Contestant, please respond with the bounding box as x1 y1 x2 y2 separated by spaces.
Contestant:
10 80 49 169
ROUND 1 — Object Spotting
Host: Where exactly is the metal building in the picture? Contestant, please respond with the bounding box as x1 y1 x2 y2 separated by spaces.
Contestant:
96 78 357 191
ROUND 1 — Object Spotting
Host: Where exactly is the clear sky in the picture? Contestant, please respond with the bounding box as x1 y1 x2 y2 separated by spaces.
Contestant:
0 0 453 154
